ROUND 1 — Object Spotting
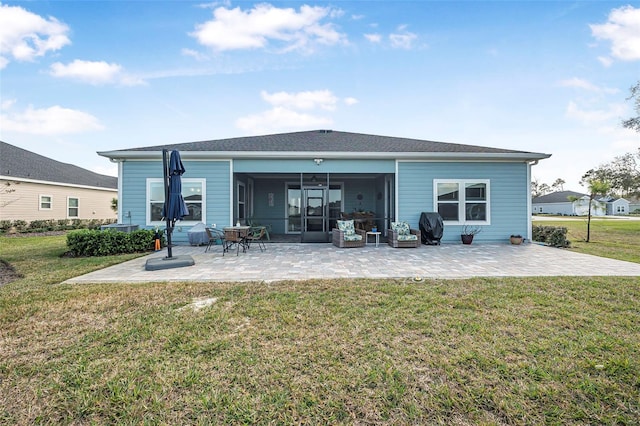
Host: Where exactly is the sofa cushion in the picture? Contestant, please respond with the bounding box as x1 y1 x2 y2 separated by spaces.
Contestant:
391 221 410 236
337 220 356 235
397 234 418 241
343 233 363 242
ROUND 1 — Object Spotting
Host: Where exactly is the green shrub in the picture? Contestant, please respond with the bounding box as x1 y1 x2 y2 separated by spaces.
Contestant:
0 220 12 232
532 225 570 248
66 229 160 257
28 219 57 232
12 220 27 232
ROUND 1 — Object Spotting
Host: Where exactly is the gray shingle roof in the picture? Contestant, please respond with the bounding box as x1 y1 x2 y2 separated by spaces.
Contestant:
105 130 547 156
1 141 117 189
532 191 586 204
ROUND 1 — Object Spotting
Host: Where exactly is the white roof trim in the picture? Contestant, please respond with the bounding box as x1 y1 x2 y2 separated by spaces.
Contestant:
0 175 117 192
99 150 551 162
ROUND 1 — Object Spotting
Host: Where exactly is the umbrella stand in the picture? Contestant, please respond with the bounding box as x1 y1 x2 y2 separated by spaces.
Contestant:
163 148 174 259
144 149 195 271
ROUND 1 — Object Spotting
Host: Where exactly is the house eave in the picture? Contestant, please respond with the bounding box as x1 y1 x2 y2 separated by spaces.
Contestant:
0 175 118 191
98 150 551 162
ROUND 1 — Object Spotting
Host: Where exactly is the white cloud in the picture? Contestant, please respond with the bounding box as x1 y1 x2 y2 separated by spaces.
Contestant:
597 56 614 67
1 98 16 110
565 101 626 124
344 97 359 106
235 89 357 134
261 90 338 111
389 25 417 49
0 4 71 69
364 33 382 43
91 164 118 177
49 60 145 86
190 3 346 53
0 104 104 135
558 78 619 94
590 5 640 62
181 48 209 61
235 106 332 134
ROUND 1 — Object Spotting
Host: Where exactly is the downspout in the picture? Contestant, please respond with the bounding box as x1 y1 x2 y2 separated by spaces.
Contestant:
527 160 539 242
109 158 124 223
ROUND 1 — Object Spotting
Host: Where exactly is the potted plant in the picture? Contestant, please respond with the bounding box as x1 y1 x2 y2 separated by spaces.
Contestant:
510 234 523 245
461 225 481 244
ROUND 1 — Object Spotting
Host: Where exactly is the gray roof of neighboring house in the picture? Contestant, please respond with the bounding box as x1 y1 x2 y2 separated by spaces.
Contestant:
98 130 551 161
532 191 587 204
1 141 117 189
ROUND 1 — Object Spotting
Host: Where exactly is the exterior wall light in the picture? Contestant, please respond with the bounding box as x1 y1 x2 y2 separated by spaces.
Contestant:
313 158 323 165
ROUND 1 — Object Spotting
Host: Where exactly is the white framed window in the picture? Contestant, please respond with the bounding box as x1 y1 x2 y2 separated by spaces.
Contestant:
67 197 79 218
434 180 490 225
146 178 205 225
39 195 52 210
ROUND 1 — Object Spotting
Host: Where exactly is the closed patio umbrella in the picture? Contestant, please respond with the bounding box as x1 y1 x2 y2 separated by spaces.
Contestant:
145 149 195 270
163 150 189 224
162 149 189 259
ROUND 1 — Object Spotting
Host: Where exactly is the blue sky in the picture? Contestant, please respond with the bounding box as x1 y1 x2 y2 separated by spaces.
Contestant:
1 1 639 191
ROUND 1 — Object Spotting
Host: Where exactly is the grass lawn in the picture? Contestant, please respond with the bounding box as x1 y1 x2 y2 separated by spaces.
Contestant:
1 234 639 424
533 217 640 264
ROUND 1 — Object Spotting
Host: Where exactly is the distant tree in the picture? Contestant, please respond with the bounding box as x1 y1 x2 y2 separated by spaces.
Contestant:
551 178 565 192
532 178 566 198
531 179 549 198
622 81 640 133
582 149 640 197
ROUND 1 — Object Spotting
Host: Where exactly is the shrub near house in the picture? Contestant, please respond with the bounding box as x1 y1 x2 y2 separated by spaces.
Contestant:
66 229 162 256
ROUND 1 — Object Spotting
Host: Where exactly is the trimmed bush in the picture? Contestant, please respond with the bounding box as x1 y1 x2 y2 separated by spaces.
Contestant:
0 218 116 234
532 225 570 248
66 229 161 257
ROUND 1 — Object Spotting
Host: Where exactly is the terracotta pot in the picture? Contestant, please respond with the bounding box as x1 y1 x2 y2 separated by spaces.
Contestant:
510 236 523 245
461 234 474 244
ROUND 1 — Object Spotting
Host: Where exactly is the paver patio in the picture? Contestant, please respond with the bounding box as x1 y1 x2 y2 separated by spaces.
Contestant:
64 242 640 284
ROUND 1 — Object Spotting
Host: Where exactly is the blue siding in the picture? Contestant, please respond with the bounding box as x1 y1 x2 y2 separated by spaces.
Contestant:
235 159 395 173
397 161 529 242
121 160 230 244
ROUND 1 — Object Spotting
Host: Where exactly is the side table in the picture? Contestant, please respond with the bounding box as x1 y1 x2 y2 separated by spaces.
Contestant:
366 231 381 247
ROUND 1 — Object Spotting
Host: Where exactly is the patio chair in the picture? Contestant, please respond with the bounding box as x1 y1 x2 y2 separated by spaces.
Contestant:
332 219 366 248
246 226 267 252
204 227 223 253
388 221 421 248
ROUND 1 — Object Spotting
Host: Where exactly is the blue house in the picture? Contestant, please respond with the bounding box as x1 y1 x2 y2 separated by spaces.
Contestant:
98 130 550 244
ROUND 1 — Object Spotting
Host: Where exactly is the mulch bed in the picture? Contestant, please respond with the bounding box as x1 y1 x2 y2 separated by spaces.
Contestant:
0 259 22 286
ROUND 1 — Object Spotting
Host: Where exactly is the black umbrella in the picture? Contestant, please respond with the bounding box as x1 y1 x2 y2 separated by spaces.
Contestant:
162 149 189 258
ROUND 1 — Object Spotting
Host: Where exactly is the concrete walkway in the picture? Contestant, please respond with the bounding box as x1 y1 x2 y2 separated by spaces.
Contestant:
64 242 640 284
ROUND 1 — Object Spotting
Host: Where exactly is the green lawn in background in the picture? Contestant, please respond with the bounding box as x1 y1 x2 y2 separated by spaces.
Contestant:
533 217 640 263
1 233 639 424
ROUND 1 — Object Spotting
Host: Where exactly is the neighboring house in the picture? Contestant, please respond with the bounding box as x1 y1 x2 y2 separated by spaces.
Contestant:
98 130 551 243
0 141 117 222
532 190 606 216
629 197 640 214
599 196 630 216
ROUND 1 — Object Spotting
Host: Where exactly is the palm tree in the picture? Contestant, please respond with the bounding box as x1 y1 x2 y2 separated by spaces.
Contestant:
584 179 610 243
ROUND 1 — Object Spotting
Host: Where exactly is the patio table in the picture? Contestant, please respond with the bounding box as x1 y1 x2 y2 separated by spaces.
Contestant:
223 226 250 256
